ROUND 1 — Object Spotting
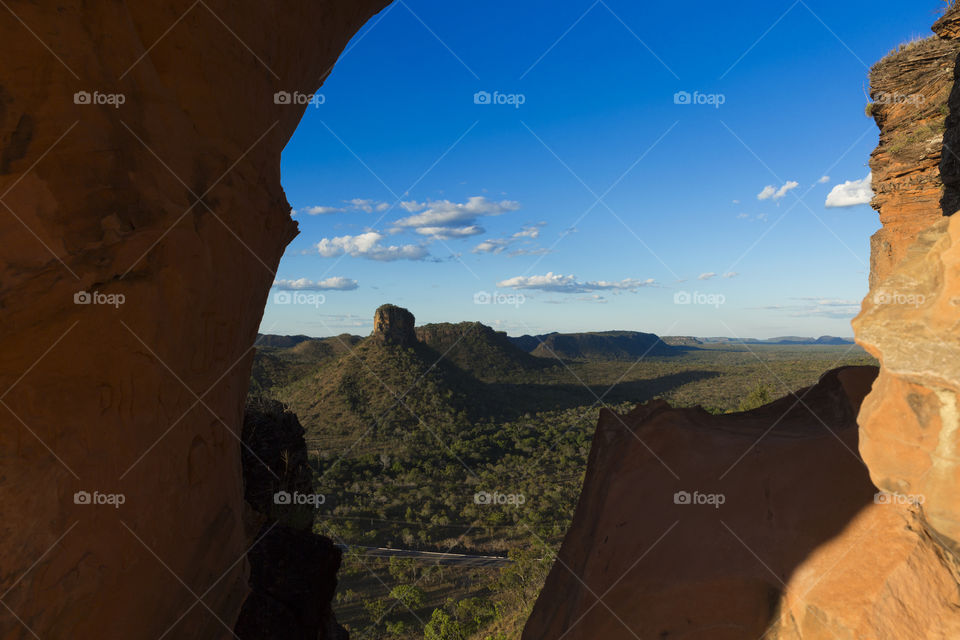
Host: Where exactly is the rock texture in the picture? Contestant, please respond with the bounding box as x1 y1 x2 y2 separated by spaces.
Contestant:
0 2 388 639
236 399 345 640
854 212 960 549
867 34 959 285
372 303 417 347
853 1 960 555
523 367 893 640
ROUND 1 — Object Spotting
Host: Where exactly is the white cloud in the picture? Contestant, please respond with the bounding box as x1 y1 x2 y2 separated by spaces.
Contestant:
496 272 656 293
299 199 392 215
394 196 520 236
723 271 739 278
400 201 426 212
472 223 545 255
818 176 831 184
512 226 540 239
349 198 379 213
473 238 509 254
316 231 428 261
302 205 342 215
825 173 872 208
698 272 717 280
757 180 799 201
736 213 750 219
273 277 359 291
414 225 484 239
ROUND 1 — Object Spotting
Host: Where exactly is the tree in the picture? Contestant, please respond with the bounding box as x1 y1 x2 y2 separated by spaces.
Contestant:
424 608 466 640
389 584 425 610
738 383 775 412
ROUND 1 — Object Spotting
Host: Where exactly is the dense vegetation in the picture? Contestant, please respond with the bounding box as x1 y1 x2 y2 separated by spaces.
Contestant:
250 325 876 639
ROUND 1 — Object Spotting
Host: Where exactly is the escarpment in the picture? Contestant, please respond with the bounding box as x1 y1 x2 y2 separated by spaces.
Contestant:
525 6 960 639
867 32 959 285
0 2 389 639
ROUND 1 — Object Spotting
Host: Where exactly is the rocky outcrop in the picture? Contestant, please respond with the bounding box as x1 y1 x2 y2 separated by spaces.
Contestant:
523 367 894 639
0 2 388 639
867 34 959 285
854 210 960 550
853 0 960 558
372 303 417 347
235 399 345 640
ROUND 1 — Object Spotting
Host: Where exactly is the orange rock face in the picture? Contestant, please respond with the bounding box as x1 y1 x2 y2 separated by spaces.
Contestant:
522 367 896 640
854 215 960 548
866 36 958 286
0 2 387 639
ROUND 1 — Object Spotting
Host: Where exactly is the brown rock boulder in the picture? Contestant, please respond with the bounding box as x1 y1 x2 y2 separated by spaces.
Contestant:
0 2 388 639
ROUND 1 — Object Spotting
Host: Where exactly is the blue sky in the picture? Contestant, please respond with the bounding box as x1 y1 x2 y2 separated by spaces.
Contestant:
261 0 943 339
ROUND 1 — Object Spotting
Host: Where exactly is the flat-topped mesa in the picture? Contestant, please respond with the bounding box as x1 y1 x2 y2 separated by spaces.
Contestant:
372 304 417 347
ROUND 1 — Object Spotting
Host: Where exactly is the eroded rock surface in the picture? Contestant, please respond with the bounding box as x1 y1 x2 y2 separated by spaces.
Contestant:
0 2 388 638
523 367 886 640
372 303 417 347
867 34 958 285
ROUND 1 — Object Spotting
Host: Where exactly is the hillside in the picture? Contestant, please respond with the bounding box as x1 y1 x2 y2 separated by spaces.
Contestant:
276 307 483 448
250 333 363 394
415 321 546 379
511 330 680 361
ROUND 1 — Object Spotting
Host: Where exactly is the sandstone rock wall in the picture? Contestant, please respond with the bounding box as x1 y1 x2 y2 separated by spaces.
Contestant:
0 2 389 638
867 35 958 285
